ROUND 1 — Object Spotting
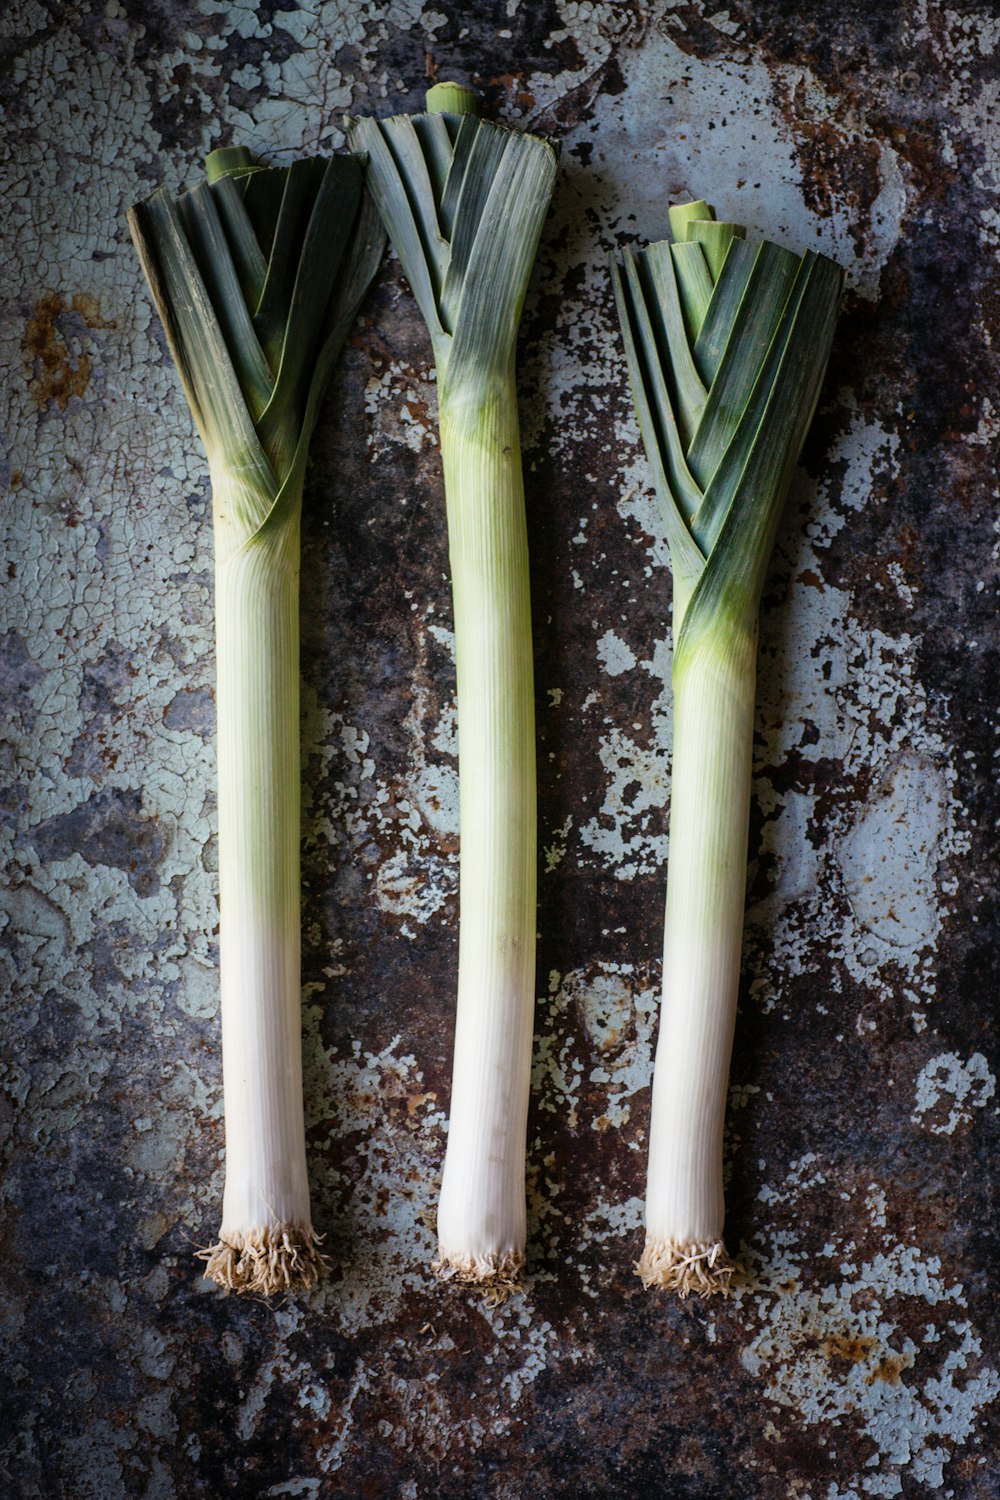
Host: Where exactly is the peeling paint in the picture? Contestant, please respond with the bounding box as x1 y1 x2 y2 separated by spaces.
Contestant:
912 1052 996 1136
738 1157 1000 1494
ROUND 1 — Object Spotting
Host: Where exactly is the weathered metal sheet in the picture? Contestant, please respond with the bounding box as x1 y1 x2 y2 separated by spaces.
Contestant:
2 1 998 1494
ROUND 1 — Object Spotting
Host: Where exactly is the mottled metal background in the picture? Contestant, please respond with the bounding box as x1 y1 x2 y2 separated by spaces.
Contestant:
3 0 999 1495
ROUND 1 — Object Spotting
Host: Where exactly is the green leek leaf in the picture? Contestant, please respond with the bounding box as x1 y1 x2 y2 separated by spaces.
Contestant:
178 182 275 425
670 240 714 344
609 250 704 597
209 171 268 310
349 102 557 381
686 239 799 489
611 201 844 642
253 158 327 370
683 217 746 279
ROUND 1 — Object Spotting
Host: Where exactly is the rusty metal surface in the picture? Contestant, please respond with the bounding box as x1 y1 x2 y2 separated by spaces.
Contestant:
2 0 999 1494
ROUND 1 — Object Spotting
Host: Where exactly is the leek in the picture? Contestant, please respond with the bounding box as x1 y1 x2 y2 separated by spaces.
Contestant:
129 148 383 1294
350 86 557 1296
611 202 843 1295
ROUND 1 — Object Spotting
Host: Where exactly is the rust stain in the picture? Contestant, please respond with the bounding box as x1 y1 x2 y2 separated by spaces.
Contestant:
773 80 883 258
796 567 824 589
70 291 113 328
22 291 112 411
823 1332 879 1365
494 72 538 113
867 1352 912 1386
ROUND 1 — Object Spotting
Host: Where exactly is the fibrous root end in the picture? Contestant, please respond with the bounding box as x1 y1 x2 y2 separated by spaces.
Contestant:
432 1248 524 1308
198 1224 329 1297
637 1237 736 1298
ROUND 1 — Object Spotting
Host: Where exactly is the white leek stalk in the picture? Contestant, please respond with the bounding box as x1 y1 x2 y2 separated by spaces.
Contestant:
351 86 557 1297
611 201 843 1295
129 147 383 1294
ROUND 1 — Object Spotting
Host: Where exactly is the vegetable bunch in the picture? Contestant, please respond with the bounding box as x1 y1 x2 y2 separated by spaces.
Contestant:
132 97 843 1306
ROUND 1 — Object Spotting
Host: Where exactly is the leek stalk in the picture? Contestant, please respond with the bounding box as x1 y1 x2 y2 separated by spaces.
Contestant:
611 202 843 1295
350 86 557 1297
129 148 383 1294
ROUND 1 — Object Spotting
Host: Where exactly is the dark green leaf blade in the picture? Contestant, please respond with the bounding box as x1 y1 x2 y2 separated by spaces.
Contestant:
127 187 277 536
639 241 707 447
610 251 705 597
439 119 510 332
178 182 274 425
348 114 447 342
618 251 703 529
210 171 268 310
412 112 455 213
692 237 757 386
254 158 326 368
671 241 714 344
257 157 363 481
443 126 558 387
679 250 844 656
379 115 451 304
258 189 386 543
241 166 287 265
686 238 800 491
439 112 485 242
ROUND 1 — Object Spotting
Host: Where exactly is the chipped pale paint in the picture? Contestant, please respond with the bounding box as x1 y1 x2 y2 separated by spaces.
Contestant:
3 0 999 1494
580 635 673 880
738 1156 1000 1495
533 964 658 1134
912 1052 997 1136
594 628 637 677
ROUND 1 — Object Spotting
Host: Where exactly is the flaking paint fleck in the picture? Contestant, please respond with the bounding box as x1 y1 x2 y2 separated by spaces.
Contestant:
912 1052 997 1136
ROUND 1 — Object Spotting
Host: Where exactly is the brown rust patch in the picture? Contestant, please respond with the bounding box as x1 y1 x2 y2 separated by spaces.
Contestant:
491 73 538 114
823 1331 879 1365
22 291 112 411
70 291 113 328
796 567 825 590
774 80 884 257
867 1351 912 1386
